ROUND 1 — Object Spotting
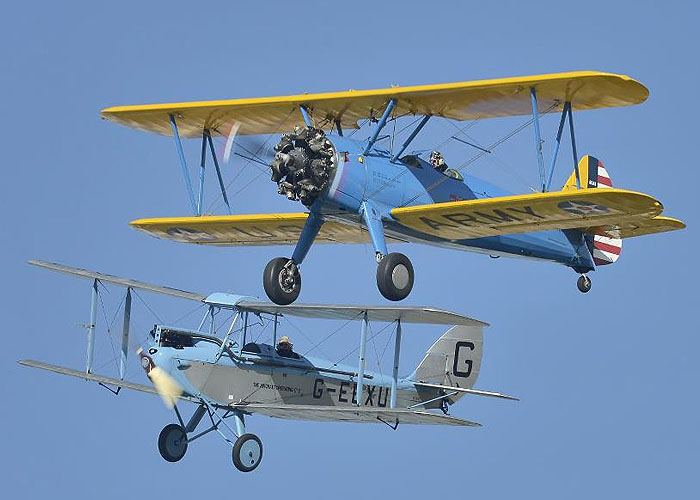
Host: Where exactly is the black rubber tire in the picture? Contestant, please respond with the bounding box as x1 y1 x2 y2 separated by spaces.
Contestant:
232 433 263 472
263 257 301 305
577 275 592 293
376 252 414 301
158 424 188 463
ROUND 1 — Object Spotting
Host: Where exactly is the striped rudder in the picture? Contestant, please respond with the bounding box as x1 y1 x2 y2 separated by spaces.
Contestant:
563 155 622 265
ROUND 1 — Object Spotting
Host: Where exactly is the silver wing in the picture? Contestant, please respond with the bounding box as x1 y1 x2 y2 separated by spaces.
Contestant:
230 402 480 427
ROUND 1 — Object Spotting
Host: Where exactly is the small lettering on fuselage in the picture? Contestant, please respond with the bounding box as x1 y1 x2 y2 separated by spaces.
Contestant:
252 382 302 394
312 378 389 407
417 205 545 232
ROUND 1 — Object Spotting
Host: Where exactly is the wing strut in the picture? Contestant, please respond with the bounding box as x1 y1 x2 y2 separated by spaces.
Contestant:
530 88 547 192
362 98 397 156
546 101 570 191
389 319 402 409
391 115 431 162
205 129 232 214
119 288 132 380
169 114 199 215
300 105 313 127
86 279 98 373
356 312 369 407
568 103 581 189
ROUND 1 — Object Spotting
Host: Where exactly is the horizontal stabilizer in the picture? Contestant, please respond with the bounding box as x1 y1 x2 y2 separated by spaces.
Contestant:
585 215 686 239
18 359 198 402
413 381 519 401
391 188 665 240
230 402 479 427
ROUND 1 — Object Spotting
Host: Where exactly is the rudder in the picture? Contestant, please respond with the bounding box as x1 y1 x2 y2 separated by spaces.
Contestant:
410 324 483 390
563 155 622 265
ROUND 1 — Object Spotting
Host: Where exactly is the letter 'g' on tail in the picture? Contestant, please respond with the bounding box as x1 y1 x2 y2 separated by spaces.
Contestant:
410 324 483 390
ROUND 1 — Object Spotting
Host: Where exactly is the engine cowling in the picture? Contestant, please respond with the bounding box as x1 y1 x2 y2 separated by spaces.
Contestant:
270 126 336 207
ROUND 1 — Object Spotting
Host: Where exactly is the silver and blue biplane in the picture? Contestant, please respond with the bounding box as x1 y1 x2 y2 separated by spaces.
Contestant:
101 71 684 304
20 260 515 472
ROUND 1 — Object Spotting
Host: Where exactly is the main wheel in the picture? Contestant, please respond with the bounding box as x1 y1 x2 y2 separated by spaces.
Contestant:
263 257 301 305
158 424 188 462
232 433 263 472
577 274 592 293
376 252 414 301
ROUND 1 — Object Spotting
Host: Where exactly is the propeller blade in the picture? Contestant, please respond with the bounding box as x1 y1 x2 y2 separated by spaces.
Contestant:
147 366 183 409
137 347 183 409
223 121 241 163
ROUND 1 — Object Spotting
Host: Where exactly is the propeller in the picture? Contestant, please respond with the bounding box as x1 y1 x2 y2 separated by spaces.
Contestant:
137 347 183 409
214 121 276 166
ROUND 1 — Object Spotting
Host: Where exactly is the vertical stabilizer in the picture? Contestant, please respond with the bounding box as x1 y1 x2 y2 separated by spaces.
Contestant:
563 155 622 265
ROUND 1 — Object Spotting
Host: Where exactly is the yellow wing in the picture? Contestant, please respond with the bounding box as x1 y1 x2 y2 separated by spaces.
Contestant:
131 213 399 246
101 71 648 137
390 189 671 240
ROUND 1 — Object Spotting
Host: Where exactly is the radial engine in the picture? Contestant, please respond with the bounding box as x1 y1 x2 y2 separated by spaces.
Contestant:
269 126 337 207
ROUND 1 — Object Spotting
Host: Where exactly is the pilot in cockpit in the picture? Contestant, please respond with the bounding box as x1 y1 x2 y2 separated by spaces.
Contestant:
429 150 448 173
276 336 295 358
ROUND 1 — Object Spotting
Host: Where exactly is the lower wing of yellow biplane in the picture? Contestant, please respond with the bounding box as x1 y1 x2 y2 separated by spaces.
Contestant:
130 189 683 246
131 213 388 246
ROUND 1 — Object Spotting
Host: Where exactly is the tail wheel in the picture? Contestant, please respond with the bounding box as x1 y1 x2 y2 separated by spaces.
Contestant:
577 275 592 293
158 424 188 462
376 252 414 301
263 257 301 305
232 433 263 472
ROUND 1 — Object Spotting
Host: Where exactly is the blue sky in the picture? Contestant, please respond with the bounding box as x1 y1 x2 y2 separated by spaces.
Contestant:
2 1 697 498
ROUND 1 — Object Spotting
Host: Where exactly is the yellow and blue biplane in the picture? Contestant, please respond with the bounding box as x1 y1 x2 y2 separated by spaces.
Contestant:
101 71 685 304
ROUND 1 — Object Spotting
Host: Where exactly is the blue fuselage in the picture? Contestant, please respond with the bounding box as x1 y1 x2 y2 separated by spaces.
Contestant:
315 136 595 272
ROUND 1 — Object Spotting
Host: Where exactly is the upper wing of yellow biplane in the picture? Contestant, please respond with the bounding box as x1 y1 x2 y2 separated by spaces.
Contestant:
101 71 648 137
389 189 670 240
131 212 403 246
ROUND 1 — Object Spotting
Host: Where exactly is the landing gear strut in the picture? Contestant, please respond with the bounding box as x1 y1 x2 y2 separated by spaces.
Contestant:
158 405 265 472
263 257 301 305
577 274 592 293
376 253 415 301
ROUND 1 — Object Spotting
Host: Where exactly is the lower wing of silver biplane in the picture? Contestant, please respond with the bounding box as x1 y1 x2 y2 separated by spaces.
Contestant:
130 188 684 245
19 360 477 426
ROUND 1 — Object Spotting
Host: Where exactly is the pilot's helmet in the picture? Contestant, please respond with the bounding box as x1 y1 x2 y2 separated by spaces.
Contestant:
277 336 293 350
430 150 443 163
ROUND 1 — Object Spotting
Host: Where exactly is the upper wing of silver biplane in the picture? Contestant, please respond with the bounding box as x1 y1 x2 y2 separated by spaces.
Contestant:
28 260 206 301
101 71 648 137
230 403 479 426
228 300 487 326
30 260 484 325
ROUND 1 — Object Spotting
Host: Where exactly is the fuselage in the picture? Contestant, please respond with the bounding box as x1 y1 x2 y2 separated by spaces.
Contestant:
315 135 595 272
143 326 443 410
